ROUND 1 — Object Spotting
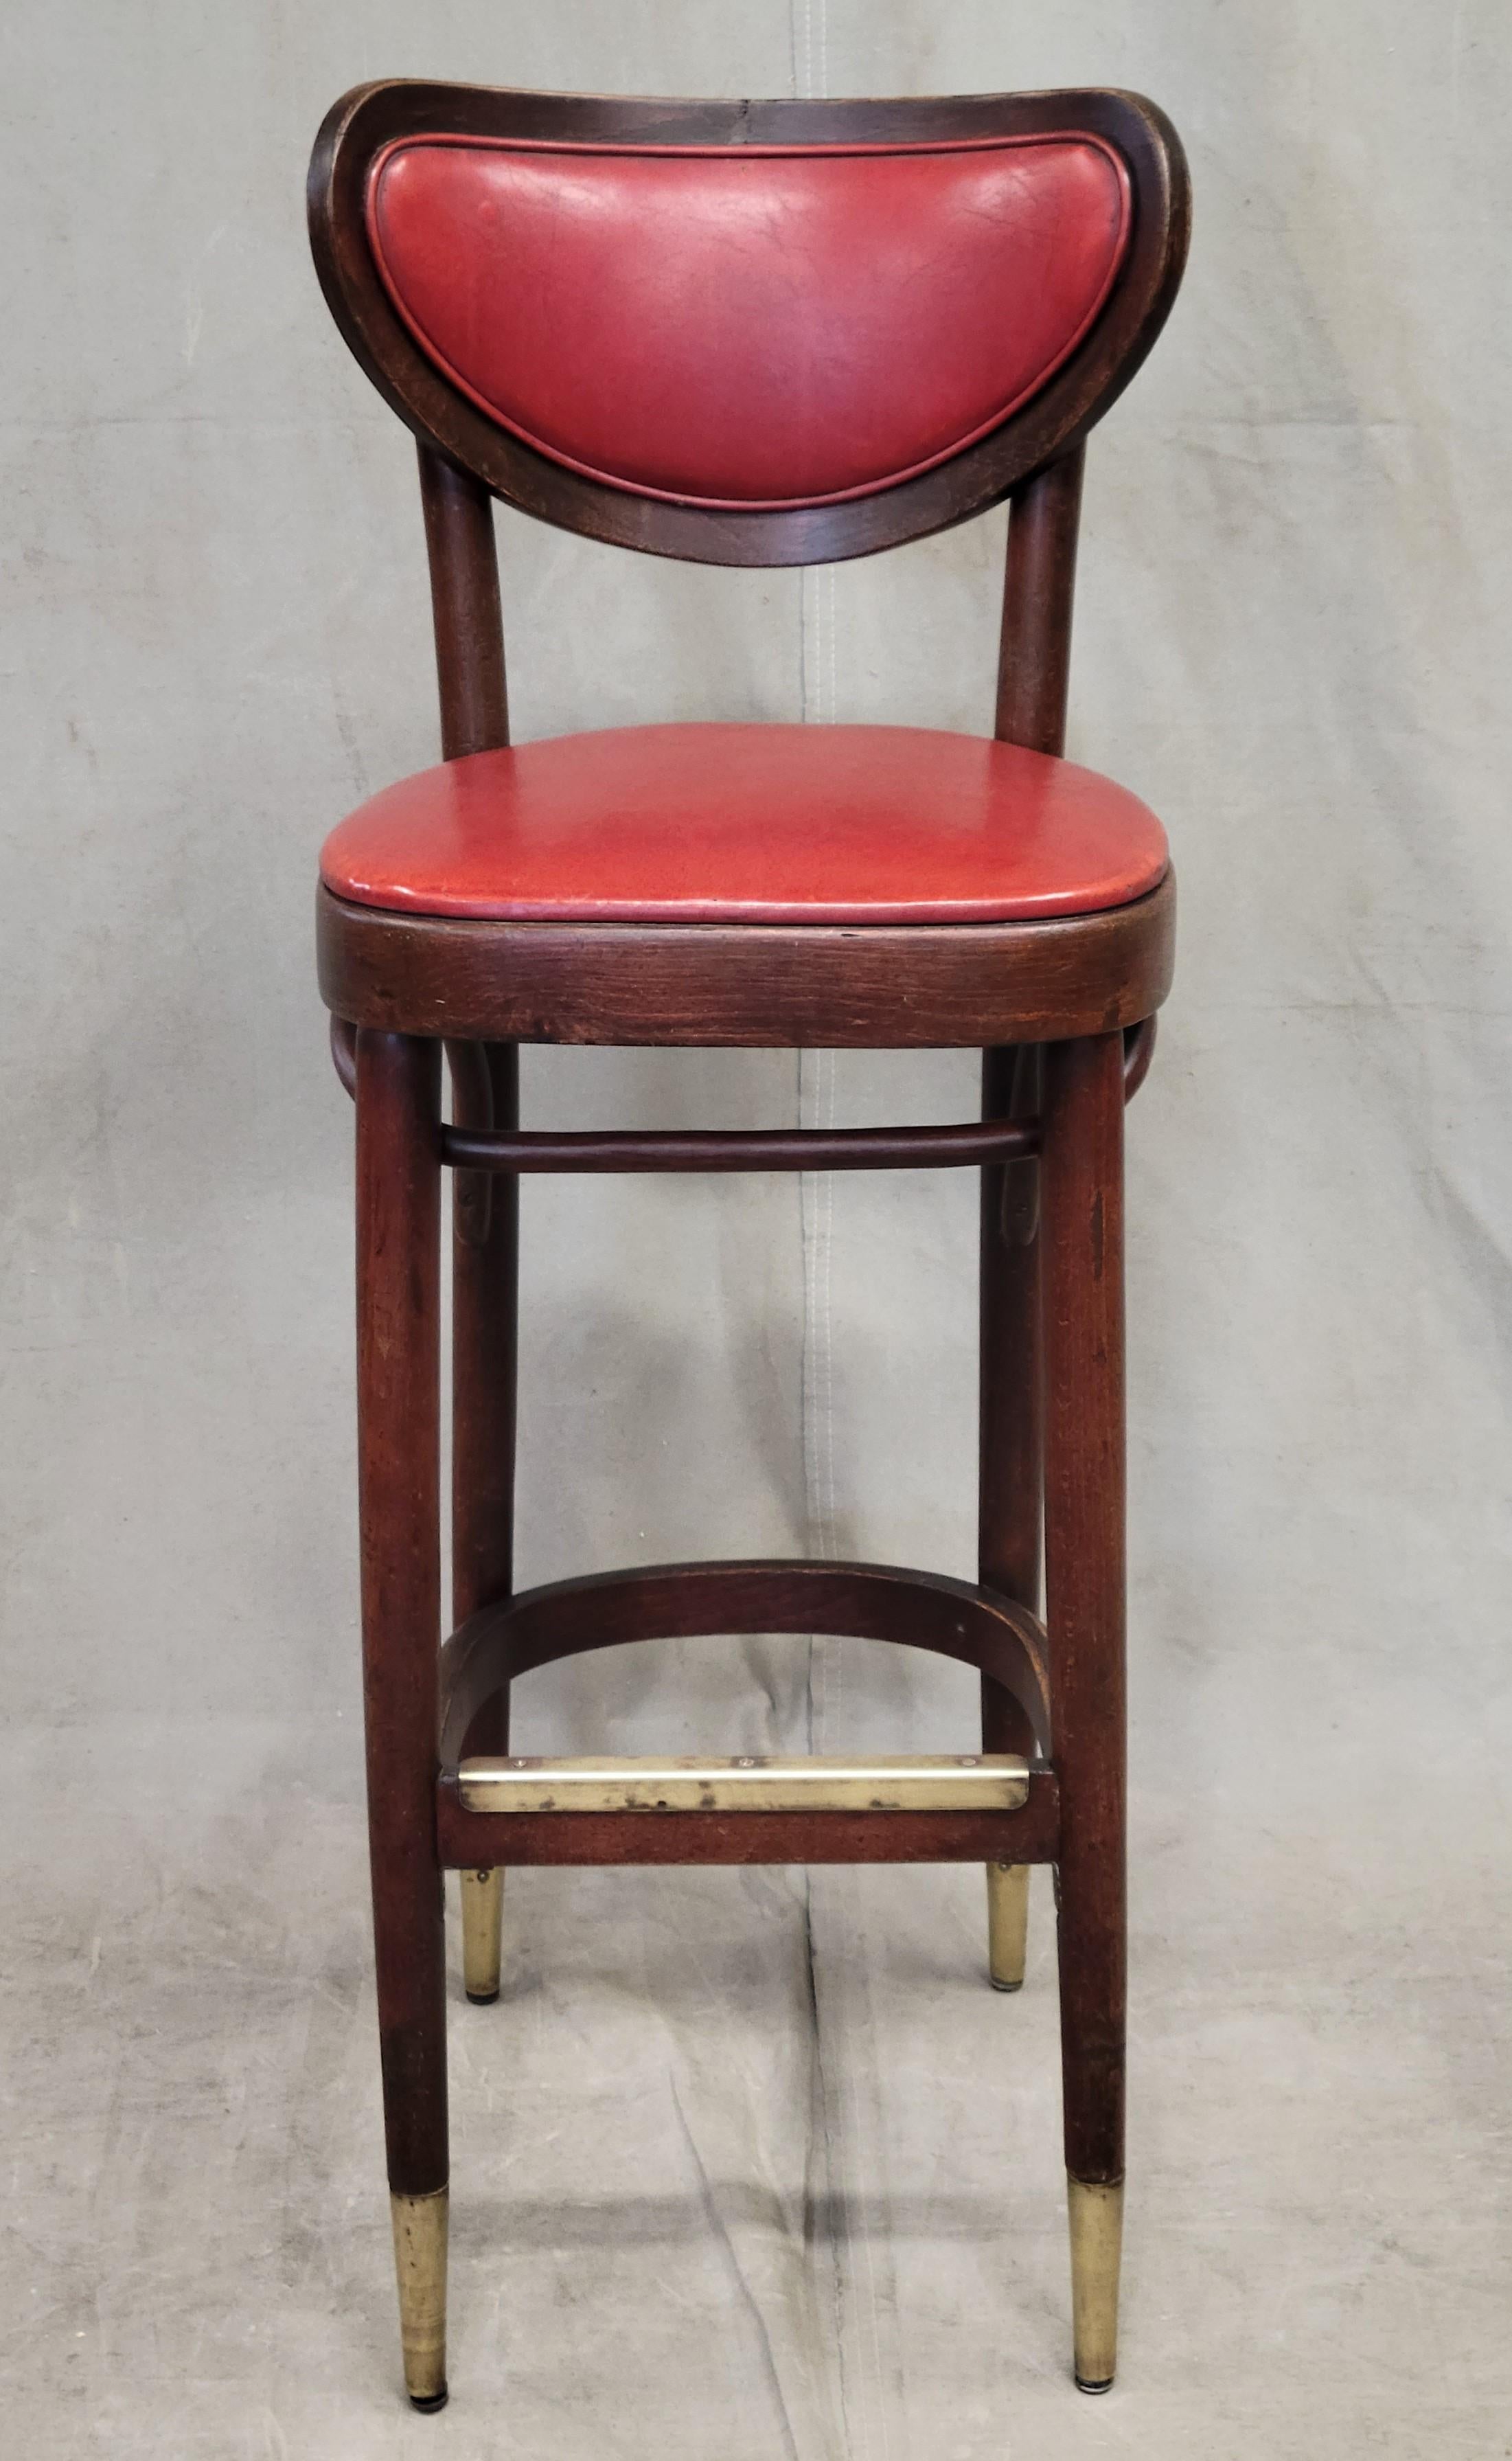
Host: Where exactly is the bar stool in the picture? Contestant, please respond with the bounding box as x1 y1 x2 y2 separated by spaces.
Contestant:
308 78 1189 2411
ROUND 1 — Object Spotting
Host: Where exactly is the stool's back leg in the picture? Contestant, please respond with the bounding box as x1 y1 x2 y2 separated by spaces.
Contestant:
356 1028 450 2410
981 450 1084 1995
1041 1029 1127 2393
420 447 513 2022
978 1042 1043 1989
450 1041 519 2004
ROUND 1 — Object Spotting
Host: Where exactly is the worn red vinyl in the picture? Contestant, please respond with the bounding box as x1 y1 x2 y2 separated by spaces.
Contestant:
365 135 1132 508
319 724 1168 925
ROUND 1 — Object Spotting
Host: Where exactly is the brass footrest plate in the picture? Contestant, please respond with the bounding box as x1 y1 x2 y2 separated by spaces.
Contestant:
457 1752 1030 1815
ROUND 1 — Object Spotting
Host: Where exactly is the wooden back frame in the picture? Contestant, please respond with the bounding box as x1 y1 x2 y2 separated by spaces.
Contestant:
310 82 1187 777
309 82 1189 574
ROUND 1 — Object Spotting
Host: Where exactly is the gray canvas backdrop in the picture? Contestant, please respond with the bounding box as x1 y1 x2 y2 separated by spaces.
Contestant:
2 4 1509 2455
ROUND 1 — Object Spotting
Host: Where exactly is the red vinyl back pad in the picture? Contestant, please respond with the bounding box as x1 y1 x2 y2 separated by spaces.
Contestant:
365 136 1131 508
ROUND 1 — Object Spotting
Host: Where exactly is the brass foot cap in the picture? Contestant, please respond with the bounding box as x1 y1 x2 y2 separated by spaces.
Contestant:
1075 2377 1114 2396
409 2388 448 2413
1068 2175 1123 2392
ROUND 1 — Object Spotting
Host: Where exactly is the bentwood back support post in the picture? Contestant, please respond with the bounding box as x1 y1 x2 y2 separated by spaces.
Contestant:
308 79 1189 2409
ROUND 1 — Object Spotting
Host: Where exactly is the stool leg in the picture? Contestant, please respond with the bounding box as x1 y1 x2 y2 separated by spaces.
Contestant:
1067 2179 1124 2394
1041 1031 1127 2394
985 1859 1031 1991
449 1043 519 2005
391 2186 449 2413
460 1868 504 2002
356 1028 449 2412
979 1045 1043 1988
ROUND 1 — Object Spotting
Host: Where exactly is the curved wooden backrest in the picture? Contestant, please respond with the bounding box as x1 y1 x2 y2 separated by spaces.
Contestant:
309 82 1189 569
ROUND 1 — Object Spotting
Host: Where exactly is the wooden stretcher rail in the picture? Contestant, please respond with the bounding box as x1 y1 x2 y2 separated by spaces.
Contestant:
437 1766 1061 1868
442 1118 1038 1172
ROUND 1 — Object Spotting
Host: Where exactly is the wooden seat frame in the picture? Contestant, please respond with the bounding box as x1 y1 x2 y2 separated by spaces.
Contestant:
308 77 1190 2412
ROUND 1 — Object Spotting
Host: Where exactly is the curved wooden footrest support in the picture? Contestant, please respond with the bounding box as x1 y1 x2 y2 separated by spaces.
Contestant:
439 1558 1050 1760
436 1558 1056 1869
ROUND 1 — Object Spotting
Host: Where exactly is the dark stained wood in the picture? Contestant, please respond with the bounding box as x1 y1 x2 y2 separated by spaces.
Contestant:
444 1040 494 1243
437 1781 1061 1870
330 1010 357 1096
1041 1030 1127 2189
356 1028 447 2200
978 435 1082 1761
317 870 1176 1050
339 1014 1156 1129
450 1043 518 1637
442 1115 1038 1173
437 1560 1051 1772
308 84 1189 569
996 448 1086 755
1122 1013 1156 1101
417 446 509 759
415 427 513 1767
978 1041 1043 1769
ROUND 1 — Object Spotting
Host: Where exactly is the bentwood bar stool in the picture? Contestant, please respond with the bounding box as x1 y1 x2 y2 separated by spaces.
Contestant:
308 79 1189 2409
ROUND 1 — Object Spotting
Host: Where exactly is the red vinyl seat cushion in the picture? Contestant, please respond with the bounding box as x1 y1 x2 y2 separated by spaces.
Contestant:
319 723 1168 927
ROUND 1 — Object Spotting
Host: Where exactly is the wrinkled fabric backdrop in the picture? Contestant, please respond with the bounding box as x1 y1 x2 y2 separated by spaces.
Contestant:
3 4 1509 2456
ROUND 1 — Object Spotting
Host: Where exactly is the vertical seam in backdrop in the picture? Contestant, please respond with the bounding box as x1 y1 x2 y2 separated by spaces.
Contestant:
794 0 839 1635
790 18 902 2461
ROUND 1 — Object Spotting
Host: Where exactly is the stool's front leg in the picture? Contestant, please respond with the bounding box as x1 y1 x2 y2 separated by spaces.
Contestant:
356 1028 450 2410
979 1043 1043 1988
448 1042 519 2004
1041 1030 1127 2393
